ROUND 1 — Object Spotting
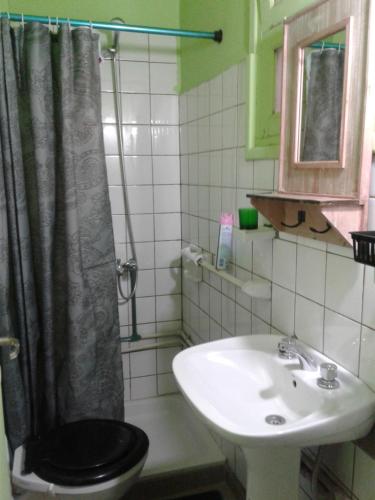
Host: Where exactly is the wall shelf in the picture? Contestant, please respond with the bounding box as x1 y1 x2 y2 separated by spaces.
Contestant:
234 226 276 242
248 193 364 246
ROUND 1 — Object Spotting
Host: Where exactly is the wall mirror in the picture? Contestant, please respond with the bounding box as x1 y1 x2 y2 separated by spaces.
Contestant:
293 25 349 168
279 0 374 200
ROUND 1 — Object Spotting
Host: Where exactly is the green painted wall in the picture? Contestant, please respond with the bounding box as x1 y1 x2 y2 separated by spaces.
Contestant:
179 0 249 93
8 0 179 28
0 0 9 10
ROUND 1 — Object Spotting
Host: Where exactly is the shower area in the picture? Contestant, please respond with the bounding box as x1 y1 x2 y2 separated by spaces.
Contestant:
100 21 224 478
0 11 226 499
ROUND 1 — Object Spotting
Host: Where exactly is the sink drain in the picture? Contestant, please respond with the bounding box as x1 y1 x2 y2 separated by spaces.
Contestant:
265 415 286 425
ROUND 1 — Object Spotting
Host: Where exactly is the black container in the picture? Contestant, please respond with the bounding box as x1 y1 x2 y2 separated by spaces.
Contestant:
350 231 375 267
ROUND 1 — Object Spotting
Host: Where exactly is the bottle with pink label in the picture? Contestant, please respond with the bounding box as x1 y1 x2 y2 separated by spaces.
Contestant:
216 213 234 270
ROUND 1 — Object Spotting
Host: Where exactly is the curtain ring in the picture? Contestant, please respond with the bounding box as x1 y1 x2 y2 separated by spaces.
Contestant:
48 16 52 32
338 43 341 54
67 17 71 32
7 12 10 20
55 16 59 33
21 12 25 29
320 41 325 55
89 19 93 32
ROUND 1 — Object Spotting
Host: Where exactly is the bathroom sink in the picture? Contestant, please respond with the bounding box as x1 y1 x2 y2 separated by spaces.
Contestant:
173 334 375 448
173 335 375 500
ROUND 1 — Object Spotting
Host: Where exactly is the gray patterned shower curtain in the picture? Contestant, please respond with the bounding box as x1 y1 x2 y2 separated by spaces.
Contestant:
0 19 124 452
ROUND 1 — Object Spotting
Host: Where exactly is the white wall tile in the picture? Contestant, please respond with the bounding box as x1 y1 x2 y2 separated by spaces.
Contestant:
122 125 151 155
120 61 150 93
209 112 223 151
156 346 181 373
136 269 156 297
106 156 121 185
100 58 116 90
198 186 210 219
126 185 153 214
154 185 181 213
136 296 156 323
151 95 179 125
325 254 364 322
101 93 116 123
222 108 237 149
157 373 178 395
295 295 324 351
153 156 180 184
222 295 236 335
156 268 181 295
155 213 181 240
103 125 118 155
155 241 181 268
210 151 222 186
237 148 253 189
198 117 210 153
151 126 179 155
272 239 297 291
129 214 154 242
198 152 210 185
121 94 150 124
109 186 125 214
236 304 251 336
150 63 177 94
296 245 326 304
271 284 295 336
130 350 156 378
131 376 157 399
130 242 155 269
363 267 375 329
253 240 273 280
124 155 153 185
324 309 361 375
156 294 182 322
359 325 375 391
222 148 237 187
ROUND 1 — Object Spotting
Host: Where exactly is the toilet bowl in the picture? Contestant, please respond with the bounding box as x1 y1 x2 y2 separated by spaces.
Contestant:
12 419 149 500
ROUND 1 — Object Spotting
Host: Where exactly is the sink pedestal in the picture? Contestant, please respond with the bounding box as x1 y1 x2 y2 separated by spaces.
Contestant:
243 447 300 500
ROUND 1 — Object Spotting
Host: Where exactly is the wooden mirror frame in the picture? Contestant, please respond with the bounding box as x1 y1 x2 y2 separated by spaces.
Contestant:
279 0 375 201
291 18 352 170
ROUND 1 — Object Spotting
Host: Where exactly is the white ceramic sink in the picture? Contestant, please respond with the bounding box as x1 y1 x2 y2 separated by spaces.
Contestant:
173 334 375 500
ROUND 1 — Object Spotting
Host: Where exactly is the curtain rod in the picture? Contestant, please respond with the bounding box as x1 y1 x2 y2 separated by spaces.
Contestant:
309 42 345 49
1 12 223 43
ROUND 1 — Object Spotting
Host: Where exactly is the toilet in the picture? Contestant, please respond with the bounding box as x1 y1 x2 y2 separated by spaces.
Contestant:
12 419 149 499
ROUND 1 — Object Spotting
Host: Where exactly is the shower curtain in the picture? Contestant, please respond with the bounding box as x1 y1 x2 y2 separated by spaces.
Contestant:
0 19 124 452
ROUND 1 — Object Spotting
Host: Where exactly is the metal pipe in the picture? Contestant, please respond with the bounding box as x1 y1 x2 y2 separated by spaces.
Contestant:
2 12 223 42
121 340 182 354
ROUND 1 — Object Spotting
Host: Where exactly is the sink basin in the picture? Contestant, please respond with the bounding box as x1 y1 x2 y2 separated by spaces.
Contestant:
173 334 375 500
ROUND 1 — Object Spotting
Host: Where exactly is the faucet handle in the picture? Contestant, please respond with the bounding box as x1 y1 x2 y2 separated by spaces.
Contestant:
318 362 339 389
278 337 297 359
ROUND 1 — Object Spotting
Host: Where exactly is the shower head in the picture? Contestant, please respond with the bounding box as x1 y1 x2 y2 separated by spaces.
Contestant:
109 17 126 54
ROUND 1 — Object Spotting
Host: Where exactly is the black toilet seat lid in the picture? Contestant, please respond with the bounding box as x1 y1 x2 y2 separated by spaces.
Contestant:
27 419 149 486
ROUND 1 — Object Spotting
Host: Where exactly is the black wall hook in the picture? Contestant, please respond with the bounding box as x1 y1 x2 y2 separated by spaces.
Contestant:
281 210 305 228
310 222 332 234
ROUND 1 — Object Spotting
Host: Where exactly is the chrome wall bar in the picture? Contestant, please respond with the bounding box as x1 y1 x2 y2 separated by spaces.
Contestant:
1 12 223 42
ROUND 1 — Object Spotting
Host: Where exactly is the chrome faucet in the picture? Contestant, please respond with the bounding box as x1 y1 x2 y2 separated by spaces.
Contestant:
278 337 317 371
